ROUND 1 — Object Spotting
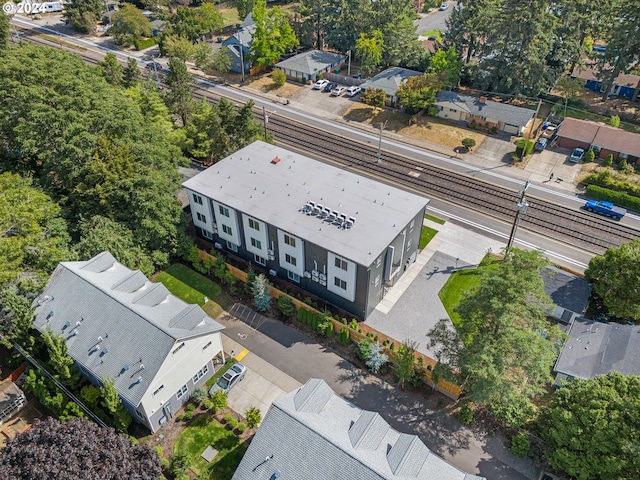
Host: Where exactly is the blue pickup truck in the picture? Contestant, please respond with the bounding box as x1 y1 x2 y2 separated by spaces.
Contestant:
584 200 626 220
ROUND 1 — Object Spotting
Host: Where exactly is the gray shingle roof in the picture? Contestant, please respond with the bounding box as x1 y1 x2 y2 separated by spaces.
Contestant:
540 266 592 315
231 379 485 480
360 67 424 96
435 91 534 127
31 252 224 407
275 49 346 75
182 141 429 267
554 318 640 380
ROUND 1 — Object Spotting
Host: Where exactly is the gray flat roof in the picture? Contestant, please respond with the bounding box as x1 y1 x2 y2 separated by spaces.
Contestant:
183 141 429 266
554 318 640 380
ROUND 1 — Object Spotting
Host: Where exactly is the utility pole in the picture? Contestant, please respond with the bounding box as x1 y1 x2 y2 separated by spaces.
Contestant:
263 106 275 139
506 180 531 254
519 100 542 163
376 120 388 163
347 50 351 77
239 43 245 84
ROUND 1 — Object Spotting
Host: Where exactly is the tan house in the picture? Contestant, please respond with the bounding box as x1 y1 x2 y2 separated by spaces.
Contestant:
433 91 535 135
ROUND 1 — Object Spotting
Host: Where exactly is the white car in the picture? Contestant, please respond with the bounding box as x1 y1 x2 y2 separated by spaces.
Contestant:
569 147 585 163
439 3 449 10
345 85 362 97
209 362 247 395
330 86 347 96
313 79 329 90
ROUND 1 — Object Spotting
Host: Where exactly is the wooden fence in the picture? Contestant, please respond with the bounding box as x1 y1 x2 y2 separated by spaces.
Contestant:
198 249 462 399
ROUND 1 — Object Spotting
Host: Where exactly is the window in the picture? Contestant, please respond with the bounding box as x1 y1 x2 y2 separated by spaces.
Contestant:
176 384 188 400
448 107 455 112
196 212 206 223
172 342 185 355
334 277 347 290
376 256 382 268
284 234 296 247
251 238 262 249
285 253 296 266
135 410 145 419
227 241 238 252
193 365 209 383
192 193 203 205
335 257 348 271
406 239 412 251
409 219 415 232
153 385 164 397
288 271 300 282
218 205 230 217
222 224 232 235
254 255 266 266
248 219 260 231
374 275 381 287
202 340 212 351
202 230 212 240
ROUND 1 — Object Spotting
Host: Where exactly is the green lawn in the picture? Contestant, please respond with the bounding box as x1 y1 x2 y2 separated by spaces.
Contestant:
423 29 443 38
218 7 240 27
419 226 438 249
438 255 500 326
152 263 224 317
424 213 446 225
174 415 247 478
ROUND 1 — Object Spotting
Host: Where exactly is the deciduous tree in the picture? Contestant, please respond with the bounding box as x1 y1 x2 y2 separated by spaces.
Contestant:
109 3 153 47
163 34 197 62
251 0 299 67
236 0 255 22
361 88 386 108
64 0 104 33
585 239 640 320
122 57 142 88
396 73 441 114
211 48 232 73
430 46 462 88
0 417 162 479
0 11 10 50
98 52 123 86
539 372 640 480
356 30 384 75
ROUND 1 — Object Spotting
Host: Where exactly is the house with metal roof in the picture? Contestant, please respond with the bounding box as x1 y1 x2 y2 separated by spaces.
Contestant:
554 117 640 163
360 67 424 106
232 378 485 480
433 91 535 135
540 266 592 324
183 141 428 319
222 13 256 74
275 49 346 83
553 318 640 386
31 251 225 433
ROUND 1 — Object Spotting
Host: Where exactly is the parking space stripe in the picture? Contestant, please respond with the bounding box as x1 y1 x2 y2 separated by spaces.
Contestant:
235 349 249 361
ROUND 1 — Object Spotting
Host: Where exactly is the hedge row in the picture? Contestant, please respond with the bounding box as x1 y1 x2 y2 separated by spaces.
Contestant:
583 170 640 199
586 185 640 212
134 37 156 51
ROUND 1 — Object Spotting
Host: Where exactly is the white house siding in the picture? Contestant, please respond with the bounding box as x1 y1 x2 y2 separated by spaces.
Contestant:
213 200 241 247
326 252 357 302
188 189 214 236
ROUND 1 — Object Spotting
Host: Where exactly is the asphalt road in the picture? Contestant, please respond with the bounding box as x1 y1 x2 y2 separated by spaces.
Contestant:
415 2 457 35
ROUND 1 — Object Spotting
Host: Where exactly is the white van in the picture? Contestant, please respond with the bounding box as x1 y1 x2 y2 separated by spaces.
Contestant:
43 2 64 13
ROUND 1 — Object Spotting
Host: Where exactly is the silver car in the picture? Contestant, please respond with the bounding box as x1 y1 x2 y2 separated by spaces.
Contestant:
209 362 247 395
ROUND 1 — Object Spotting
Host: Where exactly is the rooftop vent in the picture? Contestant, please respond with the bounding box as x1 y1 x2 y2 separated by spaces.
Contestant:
271 156 281 164
134 376 143 385
100 347 109 356
480 95 487 104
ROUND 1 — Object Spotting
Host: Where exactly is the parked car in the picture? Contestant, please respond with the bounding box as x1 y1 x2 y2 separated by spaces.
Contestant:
569 147 585 162
331 86 347 96
324 82 338 92
145 61 162 71
584 200 626 220
209 362 247 395
535 137 548 151
313 79 329 90
439 3 449 10
345 85 362 97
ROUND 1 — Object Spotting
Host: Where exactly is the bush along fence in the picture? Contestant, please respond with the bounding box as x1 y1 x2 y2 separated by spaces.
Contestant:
585 184 640 212
196 249 461 399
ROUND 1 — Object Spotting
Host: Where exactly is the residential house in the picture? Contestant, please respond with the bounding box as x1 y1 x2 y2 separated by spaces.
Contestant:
360 67 424 106
553 318 640 386
222 13 256 75
183 141 429 319
571 64 640 102
275 49 346 83
554 117 640 163
31 251 225 433
150 19 166 37
232 378 485 480
433 91 535 135
540 266 592 324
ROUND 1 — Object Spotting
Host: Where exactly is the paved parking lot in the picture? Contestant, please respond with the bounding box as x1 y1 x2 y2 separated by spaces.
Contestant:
290 83 360 117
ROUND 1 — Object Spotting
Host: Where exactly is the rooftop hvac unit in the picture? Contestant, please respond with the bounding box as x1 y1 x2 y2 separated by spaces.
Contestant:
214 242 223 249
303 271 312 278
269 269 277 276
319 273 327 281
319 279 327 286
212 224 218 233
268 249 275 256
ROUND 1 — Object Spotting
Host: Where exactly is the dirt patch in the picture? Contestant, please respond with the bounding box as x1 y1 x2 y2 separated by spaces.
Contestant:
343 104 486 151
246 74 303 99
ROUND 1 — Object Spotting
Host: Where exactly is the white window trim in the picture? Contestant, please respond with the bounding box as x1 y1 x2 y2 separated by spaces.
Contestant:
176 384 188 400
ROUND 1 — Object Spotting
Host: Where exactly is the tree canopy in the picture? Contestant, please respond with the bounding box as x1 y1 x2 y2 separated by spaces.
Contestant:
584 239 640 320
0 417 161 480
538 372 640 480
428 249 564 426
251 0 299 67
64 0 103 33
109 3 153 47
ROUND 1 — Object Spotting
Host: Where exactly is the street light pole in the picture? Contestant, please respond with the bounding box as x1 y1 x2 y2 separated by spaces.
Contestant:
376 120 388 163
263 106 275 139
506 180 531 254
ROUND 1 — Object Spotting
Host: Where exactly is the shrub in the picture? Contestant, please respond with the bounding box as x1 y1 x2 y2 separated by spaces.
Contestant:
224 413 234 423
134 37 156 51
461 138 476 150
191 387 207 406
152 445 164 458
366 343 388 373
357 338 373 361
341 317 347 325
389 343 395 351
610 114 620 128
618 159 627 171
272 68 286 86
514 138 534 159
183 410 194 421
252 274 272 312
245 267 256 294
457 402 474 425
245 406 262 429
277 294 296 317
186 403 196 412
584 149 595 162
489 126 498 134
603 153 614 166
586 185 640 212
348 319 359 330
161 458 170 469
427 106 439 116
374 335 379 342
361 88 386 107
202 400 213 410
510 431 531 457
228 417 238 428
210 390 228 412
175 413 185 421
382 339 389 347
169 451 190 477
338 328 350 345
236 422 247 433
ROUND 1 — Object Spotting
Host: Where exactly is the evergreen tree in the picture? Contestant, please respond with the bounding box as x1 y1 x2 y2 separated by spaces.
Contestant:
98 52 123 86
165 56 195 126
122 57 142 88
64 0 104 33
252 274 271 312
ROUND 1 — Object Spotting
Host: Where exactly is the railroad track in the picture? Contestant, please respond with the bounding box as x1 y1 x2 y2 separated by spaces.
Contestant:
16 30 640 254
